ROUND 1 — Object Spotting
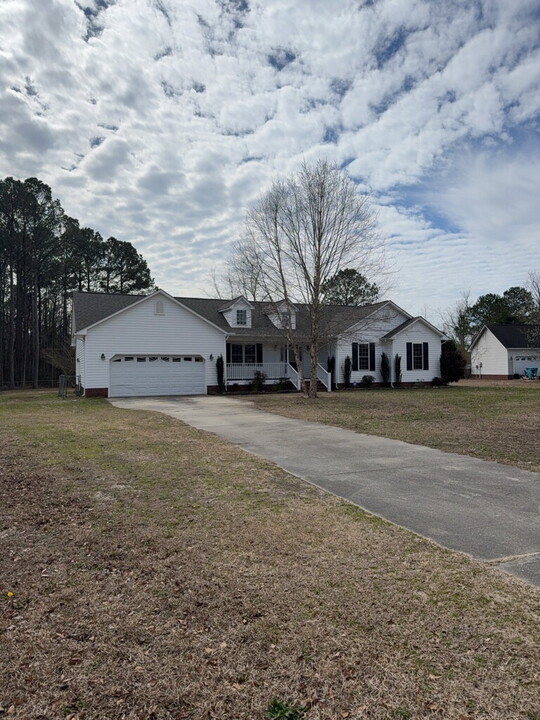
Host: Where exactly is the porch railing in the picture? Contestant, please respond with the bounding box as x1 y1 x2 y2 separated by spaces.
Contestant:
317 364 332 392
226 362 290 382
286 363 301 390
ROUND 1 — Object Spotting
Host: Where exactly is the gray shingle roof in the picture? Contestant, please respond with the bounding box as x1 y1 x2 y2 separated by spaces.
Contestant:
72 291 145 333
488 324 540 349
72 291 390 337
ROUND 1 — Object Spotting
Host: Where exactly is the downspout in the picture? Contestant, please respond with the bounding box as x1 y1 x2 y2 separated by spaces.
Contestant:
224 334 229 388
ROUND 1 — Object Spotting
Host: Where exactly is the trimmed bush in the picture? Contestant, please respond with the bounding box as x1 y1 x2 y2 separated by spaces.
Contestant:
251 370 267 392
326 355 336 389
343 356 352 388
381 352 391 386
394 353 402 387
216 354 225 394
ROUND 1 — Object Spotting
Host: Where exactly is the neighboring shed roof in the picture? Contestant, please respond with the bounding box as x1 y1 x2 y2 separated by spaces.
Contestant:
487 324 540 349
72 291 392 337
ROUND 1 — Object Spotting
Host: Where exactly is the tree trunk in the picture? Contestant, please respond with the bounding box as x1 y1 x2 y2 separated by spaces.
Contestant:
32 277 40 389
8 265 16 388
308 304 320 398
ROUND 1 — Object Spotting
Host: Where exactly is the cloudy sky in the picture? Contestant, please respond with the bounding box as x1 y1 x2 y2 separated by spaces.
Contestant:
1 0 539 317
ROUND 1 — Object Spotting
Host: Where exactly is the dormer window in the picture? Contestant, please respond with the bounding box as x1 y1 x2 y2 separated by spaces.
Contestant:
280 311 290 327
155 300 164 315
236 309 247 326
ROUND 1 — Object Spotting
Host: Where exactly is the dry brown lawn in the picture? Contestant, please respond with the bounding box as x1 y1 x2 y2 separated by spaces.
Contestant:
1 390 539 720
245 380 540 473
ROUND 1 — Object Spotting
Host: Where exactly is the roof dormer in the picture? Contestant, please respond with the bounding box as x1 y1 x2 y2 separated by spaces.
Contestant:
218 296 254 329
267 300 297 330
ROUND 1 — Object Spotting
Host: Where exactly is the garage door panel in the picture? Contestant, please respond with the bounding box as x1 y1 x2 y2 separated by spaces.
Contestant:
513 355 539 375
110 356 206 397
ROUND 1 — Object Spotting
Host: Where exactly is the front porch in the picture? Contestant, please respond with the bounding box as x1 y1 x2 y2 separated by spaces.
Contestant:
225 341 332 391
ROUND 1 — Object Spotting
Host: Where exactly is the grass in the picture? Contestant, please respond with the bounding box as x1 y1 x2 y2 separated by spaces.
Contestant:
244 380 540 472
1 390 539 720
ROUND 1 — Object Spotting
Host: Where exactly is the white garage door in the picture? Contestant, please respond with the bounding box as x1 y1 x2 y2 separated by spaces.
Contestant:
110 355 206 397
513 355 540 376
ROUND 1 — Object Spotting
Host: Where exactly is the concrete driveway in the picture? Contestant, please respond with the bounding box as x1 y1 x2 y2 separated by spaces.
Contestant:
110 395 540 587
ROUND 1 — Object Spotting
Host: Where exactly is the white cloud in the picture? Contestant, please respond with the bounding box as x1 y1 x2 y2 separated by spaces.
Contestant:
0 0 539 316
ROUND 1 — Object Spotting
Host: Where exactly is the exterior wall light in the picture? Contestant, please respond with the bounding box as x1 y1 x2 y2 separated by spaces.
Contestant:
101 353 106 360
209 354 214 360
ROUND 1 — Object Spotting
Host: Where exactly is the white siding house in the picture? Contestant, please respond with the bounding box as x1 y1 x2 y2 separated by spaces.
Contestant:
334 309 444 385
73 291 227 397
72 291 444 397
470 325 540 379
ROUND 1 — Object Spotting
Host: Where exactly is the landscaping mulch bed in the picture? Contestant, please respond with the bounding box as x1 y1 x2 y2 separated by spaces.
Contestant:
1 391 539 720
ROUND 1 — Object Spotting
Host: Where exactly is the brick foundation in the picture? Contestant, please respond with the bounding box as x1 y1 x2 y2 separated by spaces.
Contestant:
85 388 109 398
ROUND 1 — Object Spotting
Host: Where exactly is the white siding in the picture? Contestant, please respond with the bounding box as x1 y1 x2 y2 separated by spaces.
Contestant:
75 336 85 388
471 329 508 376
393 326 442 382
80 294 226 393
335 306 410 384
222 300 253 329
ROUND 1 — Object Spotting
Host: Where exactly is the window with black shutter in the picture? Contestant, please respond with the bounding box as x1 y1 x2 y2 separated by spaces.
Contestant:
423 342 429 370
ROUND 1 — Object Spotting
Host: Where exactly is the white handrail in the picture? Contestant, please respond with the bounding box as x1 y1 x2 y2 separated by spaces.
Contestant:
317 364 332 392
286 363 301 390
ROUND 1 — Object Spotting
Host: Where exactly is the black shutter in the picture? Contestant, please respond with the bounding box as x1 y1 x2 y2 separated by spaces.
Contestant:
369 343 375 372
406 343 412 371
423 342 429 370
256 343 263 364
226 343 231 364
352 343 359 371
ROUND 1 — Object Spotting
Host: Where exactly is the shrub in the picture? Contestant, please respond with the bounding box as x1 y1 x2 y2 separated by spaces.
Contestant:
431 376 444 386
215 354 225 394
251 370 267 392
394 353 402 387
362 374 375 387
343 355 352 388
381 352 390 386
326 355 336 389
440 339 466 384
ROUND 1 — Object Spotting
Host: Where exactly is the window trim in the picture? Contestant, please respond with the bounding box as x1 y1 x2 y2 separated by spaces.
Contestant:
236 308 247 326
413 343 423 370
358 343 369 371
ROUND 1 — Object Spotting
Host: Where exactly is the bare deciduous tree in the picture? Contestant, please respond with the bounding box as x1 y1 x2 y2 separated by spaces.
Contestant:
238 159 383 398
441 291 473 355
527 270 540 318
210 237 265 301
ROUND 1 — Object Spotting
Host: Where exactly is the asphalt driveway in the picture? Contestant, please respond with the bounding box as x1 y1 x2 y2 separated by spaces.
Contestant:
110 395 540 587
